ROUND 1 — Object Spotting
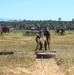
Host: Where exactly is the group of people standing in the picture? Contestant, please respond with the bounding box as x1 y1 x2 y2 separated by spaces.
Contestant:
35 26 51 51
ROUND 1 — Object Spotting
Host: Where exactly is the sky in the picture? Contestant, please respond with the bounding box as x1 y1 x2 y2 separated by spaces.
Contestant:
0 0 74 21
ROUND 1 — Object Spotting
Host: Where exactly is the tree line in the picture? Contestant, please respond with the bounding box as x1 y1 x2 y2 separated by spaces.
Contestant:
0 20 74 30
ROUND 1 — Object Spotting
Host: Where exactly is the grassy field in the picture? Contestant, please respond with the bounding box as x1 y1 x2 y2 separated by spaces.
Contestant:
0 30 74 75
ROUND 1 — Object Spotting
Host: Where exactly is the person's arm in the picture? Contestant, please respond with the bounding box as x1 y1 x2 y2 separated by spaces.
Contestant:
36 33 39 36
48 31 51 41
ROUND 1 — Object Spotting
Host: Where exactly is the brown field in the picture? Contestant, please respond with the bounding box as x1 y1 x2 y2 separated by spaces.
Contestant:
0 31 74 75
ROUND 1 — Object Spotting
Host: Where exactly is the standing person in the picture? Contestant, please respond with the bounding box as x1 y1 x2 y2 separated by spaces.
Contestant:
44 26 51 50
35 30 43 51
0 24 3 35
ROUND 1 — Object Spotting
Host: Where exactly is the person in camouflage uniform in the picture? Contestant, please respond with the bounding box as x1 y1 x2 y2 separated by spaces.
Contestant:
44 26 51 50
35 30 43 51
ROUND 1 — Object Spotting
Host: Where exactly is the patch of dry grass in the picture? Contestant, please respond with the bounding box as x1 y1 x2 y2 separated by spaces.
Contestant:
0 31 74 75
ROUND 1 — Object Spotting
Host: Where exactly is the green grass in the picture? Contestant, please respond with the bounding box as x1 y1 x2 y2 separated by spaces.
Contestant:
11 29 26 34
